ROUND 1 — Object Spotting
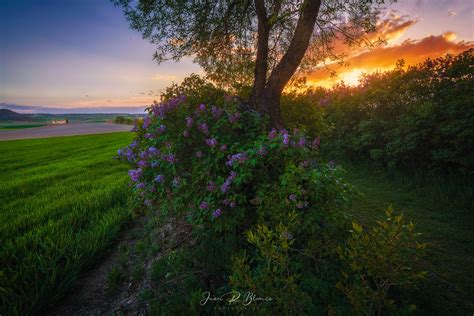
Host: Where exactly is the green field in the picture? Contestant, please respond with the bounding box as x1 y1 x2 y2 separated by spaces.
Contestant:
0 122 47 130
343 163 474 313
0 132 133 315
1 132 472 314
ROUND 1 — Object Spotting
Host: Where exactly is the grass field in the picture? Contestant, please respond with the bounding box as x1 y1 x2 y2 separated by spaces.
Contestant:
0 132 133 315
342 163 474 314
0 122 47 130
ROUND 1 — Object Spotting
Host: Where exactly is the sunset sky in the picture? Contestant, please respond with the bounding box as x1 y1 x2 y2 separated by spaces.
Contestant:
0 0 472 112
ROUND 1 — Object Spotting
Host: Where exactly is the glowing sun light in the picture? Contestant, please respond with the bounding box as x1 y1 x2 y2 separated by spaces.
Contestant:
340 69 366 86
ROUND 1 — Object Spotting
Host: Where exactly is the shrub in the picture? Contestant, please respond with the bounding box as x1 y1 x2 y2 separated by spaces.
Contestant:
337 208 426 315
118 77 425 313
323 49 474 174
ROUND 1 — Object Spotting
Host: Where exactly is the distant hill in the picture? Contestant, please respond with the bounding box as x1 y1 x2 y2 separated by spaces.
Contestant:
0 109 29 121
0 108 145 124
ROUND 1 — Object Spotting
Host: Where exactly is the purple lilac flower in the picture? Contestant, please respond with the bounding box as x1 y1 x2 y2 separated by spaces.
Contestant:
212 208 222 218
199 201 208 210
164 153 176 164
165 142 172 149
300 160 309 168
125 149 136 162
142 117 151 129
229 112 241 124
211 106 222 119
312 137 321 148
148 146 159 155
136 182 145 189
206 181 217 192
268 128 277 139
155 174 165 183
196 151 203 158
223 199 230 205
220 144 227 152
221 181 231 193
318 96 330 107
144 133 153 139
296 201 309 209
183 130 189 137
151 161 159 168
298 137 306 147
199 123 209 135
151 95 186 119
130 140 138 148
128 168 142 182
186 117 193 128
117 149 124 156
205 138 218 148
229 201 236 208
157 124 167 134
137 160 147 168
282 134 290 146
198 103 206 112
229 171 237 180
226 152 248 166
289 194 297 201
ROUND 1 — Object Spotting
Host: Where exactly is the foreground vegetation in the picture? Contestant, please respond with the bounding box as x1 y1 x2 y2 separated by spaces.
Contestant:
340 162 474 313
116 79 428 314
0 132 133 315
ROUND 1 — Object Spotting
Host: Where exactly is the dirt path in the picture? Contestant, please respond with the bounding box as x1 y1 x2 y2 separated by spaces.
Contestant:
0 123 131 141
47 214 191 315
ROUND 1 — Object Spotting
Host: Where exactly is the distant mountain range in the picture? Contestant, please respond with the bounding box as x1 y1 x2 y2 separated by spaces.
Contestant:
0 103 147 114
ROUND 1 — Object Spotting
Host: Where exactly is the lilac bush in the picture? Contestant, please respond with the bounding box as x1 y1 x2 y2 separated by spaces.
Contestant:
117 78 426 314
117 94 343 234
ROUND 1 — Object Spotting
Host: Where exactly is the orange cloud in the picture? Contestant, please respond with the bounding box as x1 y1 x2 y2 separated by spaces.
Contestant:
372 12 419 44
326 12 419 57
308 32 473 87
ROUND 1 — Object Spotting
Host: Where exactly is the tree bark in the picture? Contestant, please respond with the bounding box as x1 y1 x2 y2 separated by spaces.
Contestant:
260 0 322 127
249 0 269 110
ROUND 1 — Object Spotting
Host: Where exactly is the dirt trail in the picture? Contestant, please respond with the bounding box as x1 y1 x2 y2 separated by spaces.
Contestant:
47 214 190 315
48 217 149 315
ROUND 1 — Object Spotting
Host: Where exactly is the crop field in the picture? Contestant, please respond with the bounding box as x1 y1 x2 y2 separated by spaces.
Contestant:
0 132 133 314
0 122 47 130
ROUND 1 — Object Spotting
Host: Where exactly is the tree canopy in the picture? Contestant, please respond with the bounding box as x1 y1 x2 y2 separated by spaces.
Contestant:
114 0 393 126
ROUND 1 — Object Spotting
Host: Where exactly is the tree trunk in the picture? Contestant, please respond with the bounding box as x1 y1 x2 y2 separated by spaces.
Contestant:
260 87 284 127
259 0 322 127
249 0 269 110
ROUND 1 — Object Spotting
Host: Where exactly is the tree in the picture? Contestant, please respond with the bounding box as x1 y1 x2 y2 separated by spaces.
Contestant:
114 0 392 127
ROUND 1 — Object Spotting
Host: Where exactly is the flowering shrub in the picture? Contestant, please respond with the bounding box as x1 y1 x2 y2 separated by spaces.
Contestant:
118 80 425 313
118 91 332 231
